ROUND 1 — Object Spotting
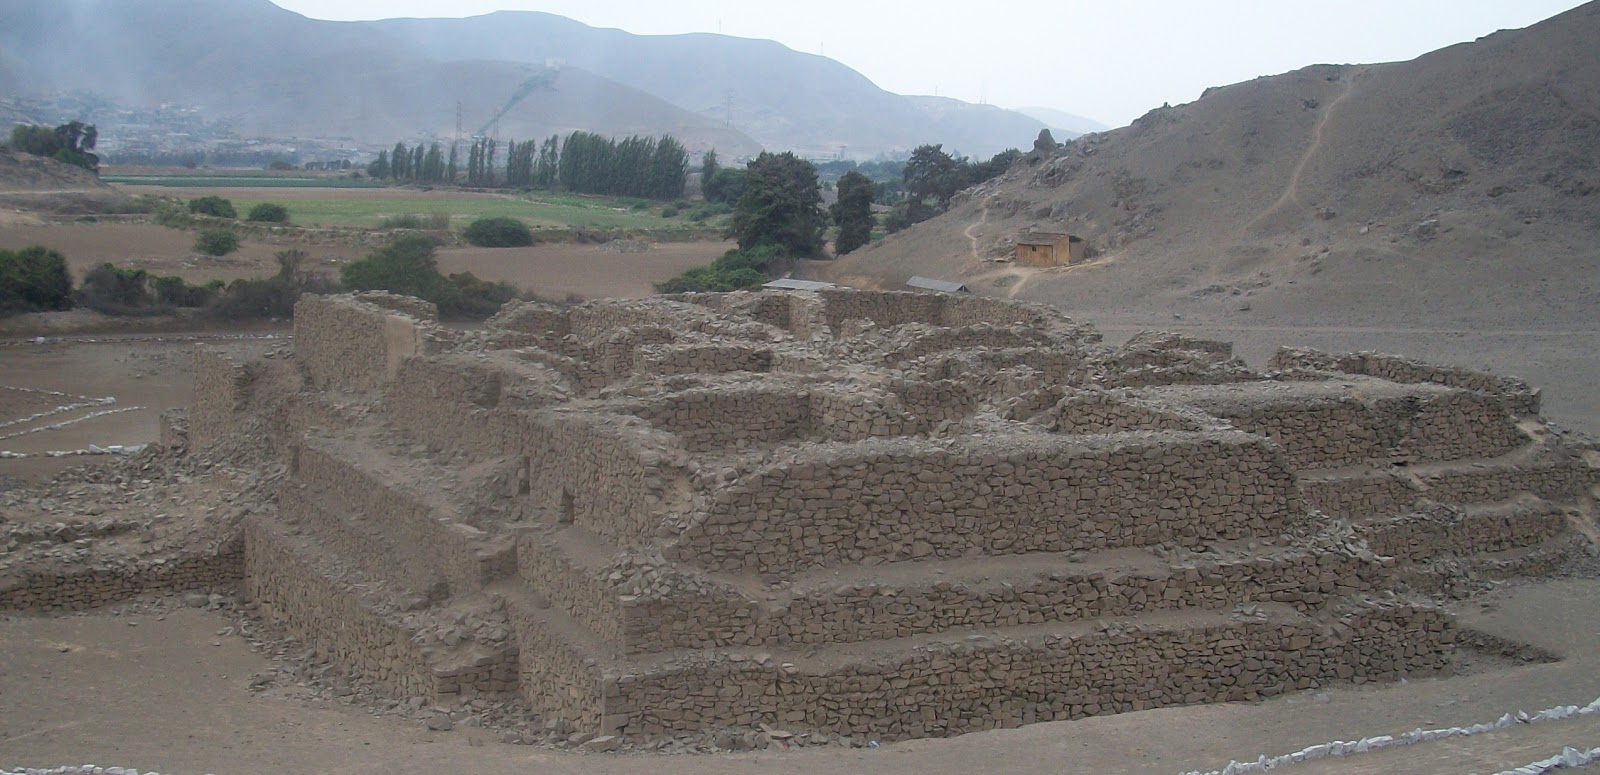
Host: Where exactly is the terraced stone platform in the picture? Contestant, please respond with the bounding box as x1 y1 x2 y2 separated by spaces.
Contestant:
187 289 1599 741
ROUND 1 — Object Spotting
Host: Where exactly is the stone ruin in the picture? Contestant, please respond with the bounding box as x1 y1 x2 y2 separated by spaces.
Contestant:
10 288 1598 743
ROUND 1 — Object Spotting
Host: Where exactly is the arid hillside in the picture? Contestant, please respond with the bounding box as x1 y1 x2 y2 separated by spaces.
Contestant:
0 149 130 216
815 2 1600 434
821 2 1599 330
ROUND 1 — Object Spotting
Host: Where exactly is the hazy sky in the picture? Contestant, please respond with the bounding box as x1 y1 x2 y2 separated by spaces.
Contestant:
269 0 1584 127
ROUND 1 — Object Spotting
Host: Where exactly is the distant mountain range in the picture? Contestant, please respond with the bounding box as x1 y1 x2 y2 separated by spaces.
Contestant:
0 0 1088 158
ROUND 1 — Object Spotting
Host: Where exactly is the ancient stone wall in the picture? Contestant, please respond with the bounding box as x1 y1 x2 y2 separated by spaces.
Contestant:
171 289 1591 743
294 293 441 392
189 346 254 449
674 431 1299 575
606 602 1453 740
292 439 502 593
242 519 440 699
0 543 242 612
1271 347 1541 416
1361 503 1570 563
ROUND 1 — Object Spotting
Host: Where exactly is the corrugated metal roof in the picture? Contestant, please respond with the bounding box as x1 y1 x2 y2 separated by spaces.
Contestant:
906 276 970 293
1016 231 1073 245
763 278 836 291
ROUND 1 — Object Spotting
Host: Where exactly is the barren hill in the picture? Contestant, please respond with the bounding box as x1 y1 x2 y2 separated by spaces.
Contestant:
0 148 129 215
0 0 1053 157
0 0 762 154
373 12 1064 157
817 2 1600 429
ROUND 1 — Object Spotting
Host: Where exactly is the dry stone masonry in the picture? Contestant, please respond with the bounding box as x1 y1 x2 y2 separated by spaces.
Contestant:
8 288 1597 743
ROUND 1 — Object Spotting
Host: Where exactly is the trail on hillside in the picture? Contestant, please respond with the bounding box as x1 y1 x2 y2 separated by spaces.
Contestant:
964 196 992 261
1245 69 1365 234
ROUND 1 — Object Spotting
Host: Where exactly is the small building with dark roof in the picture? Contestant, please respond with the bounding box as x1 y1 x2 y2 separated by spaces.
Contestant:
1015 231 1088 267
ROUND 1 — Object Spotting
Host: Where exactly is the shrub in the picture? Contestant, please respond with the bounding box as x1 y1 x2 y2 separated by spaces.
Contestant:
661 206 680 218
245 202 290 223
0 245 74 314
187 196 237 219
463 216 534 247
654 245 779 293
379 213 425 229
77 264 156 314
342 235 520 318
194 228 240 256
208 249 337 320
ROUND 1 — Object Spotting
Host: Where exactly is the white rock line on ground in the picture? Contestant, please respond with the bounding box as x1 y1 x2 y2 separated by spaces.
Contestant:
2 766 216 775
1180 695 1600 775
0 398 117 431
0 403 130 440
1497 746 1600 775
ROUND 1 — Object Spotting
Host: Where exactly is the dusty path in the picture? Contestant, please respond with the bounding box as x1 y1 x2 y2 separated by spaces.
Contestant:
963 196 992 261
2 580 1598 775
1244 68 1364 234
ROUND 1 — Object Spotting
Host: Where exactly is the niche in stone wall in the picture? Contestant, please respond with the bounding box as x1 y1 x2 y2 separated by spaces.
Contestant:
556 487 575 525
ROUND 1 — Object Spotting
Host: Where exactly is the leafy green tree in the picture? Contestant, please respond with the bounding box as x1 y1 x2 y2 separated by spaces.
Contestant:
8 121 99 172
0 245 73 314
704 168 747 204
188 196 237 218
700 149 719 192
391 142 410 181
367 150 390 180
730 151 824 257
422 143 445 183
968 148 1021 184
535 135 559 188
446 143 459 183
904 144 964 208
194 228 240 256
340 235 516 317
245 203 290 223
341 234 452 301
830 170 874 255
655 245 780 293
463 216 533 247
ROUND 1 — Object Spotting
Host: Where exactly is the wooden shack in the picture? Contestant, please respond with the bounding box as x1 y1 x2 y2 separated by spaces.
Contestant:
1015 231 1088 267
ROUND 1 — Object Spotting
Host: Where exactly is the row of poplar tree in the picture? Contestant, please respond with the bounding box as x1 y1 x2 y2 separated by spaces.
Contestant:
366 132 688 200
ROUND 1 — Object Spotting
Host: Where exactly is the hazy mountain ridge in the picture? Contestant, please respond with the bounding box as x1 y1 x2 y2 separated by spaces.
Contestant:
371 11 1060 157
0 0 1054 157
820 2 1600 331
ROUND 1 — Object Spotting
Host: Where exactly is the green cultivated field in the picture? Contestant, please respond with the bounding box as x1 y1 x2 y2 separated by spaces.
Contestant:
228 193 678 229
103 175 384 189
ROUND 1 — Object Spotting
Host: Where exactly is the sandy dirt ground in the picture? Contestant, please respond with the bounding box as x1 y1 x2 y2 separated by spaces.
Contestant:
0 222 726 299
436 241 731 300
1 579 1596 775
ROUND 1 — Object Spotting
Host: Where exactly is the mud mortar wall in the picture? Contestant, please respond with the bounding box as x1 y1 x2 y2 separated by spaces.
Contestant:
607 604 1454 740
0 544 243 612
675 431 1299 575
523 413 689 545
617 546 1386 654
295 294 440 391
1362 506 1570 562
293 441 493 593
1271 348 1541 416
242 520 439 699
189 347 253 449
1192 391 1525 470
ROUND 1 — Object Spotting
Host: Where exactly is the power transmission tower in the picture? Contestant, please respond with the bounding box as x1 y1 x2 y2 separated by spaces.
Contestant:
723 90 735 129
